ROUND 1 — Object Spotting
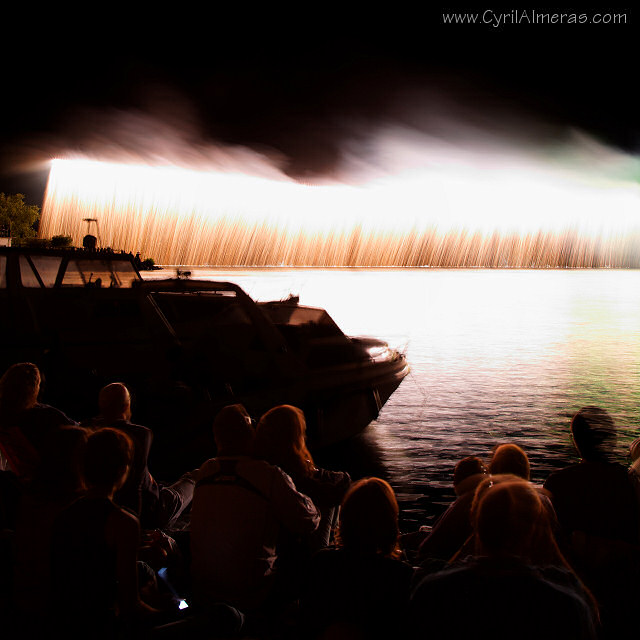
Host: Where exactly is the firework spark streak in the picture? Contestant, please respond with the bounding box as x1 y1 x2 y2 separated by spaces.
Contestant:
40 155 640 267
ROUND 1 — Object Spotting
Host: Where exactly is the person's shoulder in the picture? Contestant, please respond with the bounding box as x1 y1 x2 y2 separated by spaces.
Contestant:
537 564 589 594
195 456 271 480
601 460 632 477
111 420 152 438
528 567 595 621
194 457 221 479
32 403 77 425
412 556 475 594
241 457 295 481
32 402 59 412
308 547 354 576
591 461 639 496
547 460 630 487
56 495 117 532
126 420 151 433
544 463 582 489
260 460 301 490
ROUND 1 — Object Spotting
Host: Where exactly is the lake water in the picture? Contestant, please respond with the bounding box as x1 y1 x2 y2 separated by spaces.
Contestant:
145 268 640 530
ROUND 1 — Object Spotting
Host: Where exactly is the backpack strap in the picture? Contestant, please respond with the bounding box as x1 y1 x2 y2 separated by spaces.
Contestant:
196 459 269 501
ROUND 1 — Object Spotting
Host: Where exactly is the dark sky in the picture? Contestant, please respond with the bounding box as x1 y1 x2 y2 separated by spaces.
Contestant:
1 8 637 203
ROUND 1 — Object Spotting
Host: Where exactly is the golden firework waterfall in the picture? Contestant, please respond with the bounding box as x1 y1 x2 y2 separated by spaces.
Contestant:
39 157 640 267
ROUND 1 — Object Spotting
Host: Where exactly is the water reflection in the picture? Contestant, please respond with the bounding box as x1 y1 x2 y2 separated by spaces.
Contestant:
144 268 640 529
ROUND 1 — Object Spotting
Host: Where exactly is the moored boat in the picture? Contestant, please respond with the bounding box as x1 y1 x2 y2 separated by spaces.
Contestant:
0 246 409 463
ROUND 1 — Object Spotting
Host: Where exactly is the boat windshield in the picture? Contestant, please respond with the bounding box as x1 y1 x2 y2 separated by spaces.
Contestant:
262 304 343 334
61 258 140 288
20 255 63 287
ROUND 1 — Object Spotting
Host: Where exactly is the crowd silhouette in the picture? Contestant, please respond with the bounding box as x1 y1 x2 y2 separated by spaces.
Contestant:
1 361 640 638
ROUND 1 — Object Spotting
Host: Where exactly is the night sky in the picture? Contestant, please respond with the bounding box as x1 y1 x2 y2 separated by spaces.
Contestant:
1 8 637 203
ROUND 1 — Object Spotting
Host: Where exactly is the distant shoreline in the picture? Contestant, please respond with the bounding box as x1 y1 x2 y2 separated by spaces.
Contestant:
150 265 638 271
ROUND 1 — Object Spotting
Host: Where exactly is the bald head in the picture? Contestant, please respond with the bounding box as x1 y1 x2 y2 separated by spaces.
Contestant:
99 383 132 422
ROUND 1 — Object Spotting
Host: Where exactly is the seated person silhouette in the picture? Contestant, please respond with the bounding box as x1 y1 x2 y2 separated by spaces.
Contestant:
51 428 159 638
300 477 414 640
409 477 598 639
544 406 640 637
190 404 319 613
253 404 351 573
0 362 76 477
88 382 195 530
417 455 488 564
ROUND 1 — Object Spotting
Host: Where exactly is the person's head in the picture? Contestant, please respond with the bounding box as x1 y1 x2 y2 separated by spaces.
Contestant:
472 477 548 559
336 477 401 559
83 427 133 493
0 362 41 417
213 404 254 456
472 476 599 619
489 443 530 480
453 456 488 496
571 406 617 462
98 382 132 422
254 404 315 478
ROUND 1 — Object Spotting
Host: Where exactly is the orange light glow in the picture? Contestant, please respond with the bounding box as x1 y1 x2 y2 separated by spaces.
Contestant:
39 150 640 267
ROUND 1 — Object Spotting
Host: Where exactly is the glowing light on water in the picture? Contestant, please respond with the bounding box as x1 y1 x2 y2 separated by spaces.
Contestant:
39 148 640 267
